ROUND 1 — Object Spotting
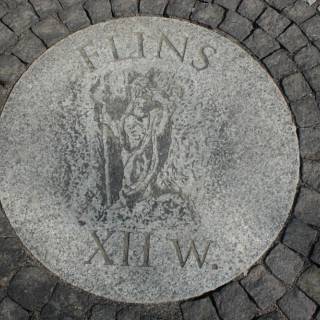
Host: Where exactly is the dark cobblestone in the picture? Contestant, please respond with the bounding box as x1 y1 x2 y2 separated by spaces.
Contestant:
140 0 167 15
299 126 320 160
181 297 219 320
2 3 38 34
32 15 69 46
282 72 312 102
0 22 16 54
290 95 320 127
265 0 296 11
257 311 283 319
304 65 320 93
2 0 28 10
59 4 91 32
30 0 62 18
59 0 84 8
12 30 46 63
0 297 29 320
283 0 316 25
111 0 138 17
191 2 225 29
213 282 257 320
312 239 320 265
219 10 253 41
237 0 266 22
277 24 308 53
295 45 320 71
244 28 280 58
265 243 304 284
89 303 117 320
0 206 14 237
278 287 317 320
166 0 196 19
298 265 320 304
283 218 317 256
241 265 286 310
0 54 26 84
302 15 320 42
0 0 9 18
8 266 56 311
257 7 290 38
263 49 297 80
117 306 140 320
215 0 241 10
302 160 320 191
84 0 112 23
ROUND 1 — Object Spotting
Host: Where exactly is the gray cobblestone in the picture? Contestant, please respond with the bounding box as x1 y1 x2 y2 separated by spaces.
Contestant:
166 0 196 19
244 28 280 59
283 218 317 256
2 3 38 34
257 312 283 320
12 30 46 63
302 160 320 191
265 243 304 284
0 22 16 54
181 297 219 320
300 126 320 160
282 72 312 102
84 0 112 23
0 297 29 320
117 306 140 320
111 0 138 17
298 265 320 304
32 15 69 47
263 49 297 80
219 10 253 41
257 7 290 38
0 0 8 18
265 0 296 11
304 65 320 93
59 5 91 32
59 0 84 8
302 15 320 42
213 282 257 320
277 24 308 53
140 0 167 15
278 287 317 320
283 0 315 25
237 0 266 21
191 2 225 29
241 265 286 310
0 54 26 84
311 240 320 265
0 206 14 237
215 0 241 10
30 0 62 18
294 45 320 71
88 303 116 320
2 0 28 10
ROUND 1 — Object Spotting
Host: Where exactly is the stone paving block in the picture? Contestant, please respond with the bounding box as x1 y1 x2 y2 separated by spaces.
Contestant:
311 239 320 265
278 287 317 320
300 126 320 160
84 0 112 24
0 0 8 18
59 0 84 8
244 28 280 59
0 55 26 84
304 65 320 93
140 0 167 15
302 15 320 42
294 187 320 227
12 30 46 64
277 24 308 53
0 205 14 236
257 7 291 38
215 0 241 10
219 10 253 41
88 303 117 320
263 49 297 80
295 45 320 71
257 312 283 320
0 297 29 320
191 2 225 29
213 282 257 320
40 283 91 319
8 266 57 311
2 3 38 34
265 0 296 10
302 160 320 191
0 21 17 54
59 4 91 32
32 15 69 47
265 243 304 284
111 0 138 17
290 95 320 127
282 73 312 102
283 0 315 25
237 0 266 21
181 297 219 320
241 265 286 310
283 218 317 256
117 306 140 320
166 0 196 19
298 265 320 304
2 0 28 9
30 0 62 17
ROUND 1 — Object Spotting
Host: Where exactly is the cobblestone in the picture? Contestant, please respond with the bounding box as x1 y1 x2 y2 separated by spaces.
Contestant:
283 218 317 256
0 22 16 54
241 265 286 310
265 243 304 284
117 306 140 320
89 303 117 320
302 160 320 191
282 72 312 102
300 126 320 160
166 0 195 19
295 45 320 71
0 54 26 84
215 0 241 10
277 24 308 53
219 10 253 41
304 65 320 93
191 2 225 29
111 0 138 17
181 297 219 320
257 311 283 319
0 297 29 320
30 0 62 18
278 287 317 320
237 0 266 21
265 0 296 11
84 0 112 23
0 0 9 18
312 239 320 265
59 4 91 32
283 0 316 25
302 15 320 41
298 265 320 304
140 0 167 15
0 206 14 236
213 282 257 320
59 0 84 8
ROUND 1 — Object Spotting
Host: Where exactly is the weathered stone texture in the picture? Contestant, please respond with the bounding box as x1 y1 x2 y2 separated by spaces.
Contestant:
282 73 311 102
59 5 91 32
84 0 112 23
30 0 62 17
302 16 320 42
111 0 138 17
295 45 320 71
283 0 315 25
304 65 320 93
312 240 320 265
140 0 167 15
237 0 266 21
0 297 29 320
181 297 219 320
298 265 320 304
0 55 26 84
59 0 84 8
0 22 16 54
89 303 117 320
257 312 282 320
303 160 320 191
191 2 225 29
299 127 320 160
265 0 296 10
277 24 308 53
166 0 196 19
215 0 241 10
291 95 320 127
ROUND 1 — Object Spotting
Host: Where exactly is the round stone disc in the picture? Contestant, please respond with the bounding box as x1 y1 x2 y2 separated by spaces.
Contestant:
0 17 299 303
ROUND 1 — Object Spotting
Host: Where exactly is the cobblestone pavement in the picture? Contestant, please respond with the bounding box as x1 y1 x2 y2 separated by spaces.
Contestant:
1 0 320 319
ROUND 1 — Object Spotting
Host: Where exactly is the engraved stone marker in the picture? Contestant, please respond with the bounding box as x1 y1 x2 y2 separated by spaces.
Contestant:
0 17 299 303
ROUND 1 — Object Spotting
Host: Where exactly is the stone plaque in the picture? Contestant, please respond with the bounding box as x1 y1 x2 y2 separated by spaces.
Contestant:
0 17 299 303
